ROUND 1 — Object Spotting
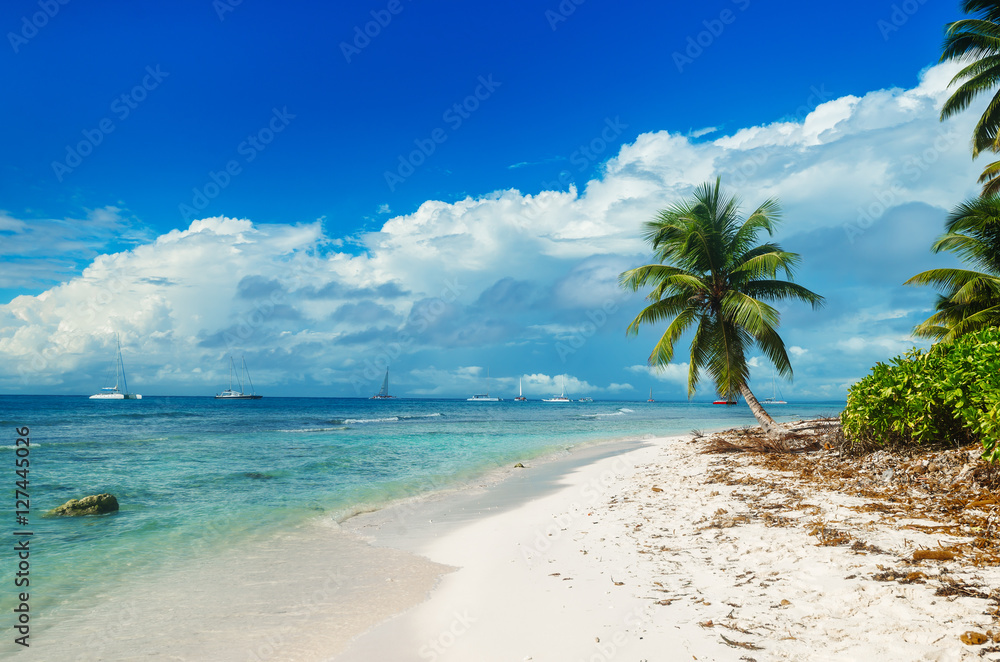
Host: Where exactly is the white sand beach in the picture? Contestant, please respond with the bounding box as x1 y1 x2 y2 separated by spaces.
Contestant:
338 431 1000 661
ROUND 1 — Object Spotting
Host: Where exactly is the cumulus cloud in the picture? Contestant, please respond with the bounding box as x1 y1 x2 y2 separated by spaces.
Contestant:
0 61 984 398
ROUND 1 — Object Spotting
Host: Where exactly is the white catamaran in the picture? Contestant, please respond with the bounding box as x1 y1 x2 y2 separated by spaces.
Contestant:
371 369 396 399
215 356 262 399
468 368 500 401
90 334 141 400
542 376 571 403
763 371 787 405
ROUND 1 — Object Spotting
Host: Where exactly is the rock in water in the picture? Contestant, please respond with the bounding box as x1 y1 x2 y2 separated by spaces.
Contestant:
51 493 119 516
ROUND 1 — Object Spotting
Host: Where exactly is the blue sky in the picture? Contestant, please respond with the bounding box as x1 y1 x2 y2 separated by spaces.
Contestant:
0 0 985 399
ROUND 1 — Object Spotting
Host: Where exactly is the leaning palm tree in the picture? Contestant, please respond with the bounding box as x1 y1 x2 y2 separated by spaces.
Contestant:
940 1 1000 195
619 179 824 437
905 195 1000 341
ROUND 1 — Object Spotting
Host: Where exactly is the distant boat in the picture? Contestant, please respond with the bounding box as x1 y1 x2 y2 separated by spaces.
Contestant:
647 387 654 403
514 377 527 402
713 396 737 405
371 369 396 399
215 356 262 400
763 372 787 404
578 397 593 402
90 334 141 400
468 368 501 401
543 376 571 403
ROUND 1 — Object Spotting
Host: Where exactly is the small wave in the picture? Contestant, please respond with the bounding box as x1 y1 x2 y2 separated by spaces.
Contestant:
581 411 625 419
399 412 442 420
276 427 349 432
343 417 400 424
0 444 40 450
618 408 634 413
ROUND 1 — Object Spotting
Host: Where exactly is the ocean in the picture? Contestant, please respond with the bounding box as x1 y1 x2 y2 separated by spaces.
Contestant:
0 395 842 659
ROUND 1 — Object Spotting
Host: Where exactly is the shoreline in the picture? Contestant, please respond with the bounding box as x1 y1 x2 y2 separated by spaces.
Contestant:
334 423 1000 661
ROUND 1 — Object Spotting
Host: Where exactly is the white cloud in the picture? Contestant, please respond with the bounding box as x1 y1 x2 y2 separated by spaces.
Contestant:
626 363 689 385
0 61 985 398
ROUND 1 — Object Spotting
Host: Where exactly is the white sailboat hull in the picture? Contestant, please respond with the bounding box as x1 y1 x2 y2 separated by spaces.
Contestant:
91 334 141 400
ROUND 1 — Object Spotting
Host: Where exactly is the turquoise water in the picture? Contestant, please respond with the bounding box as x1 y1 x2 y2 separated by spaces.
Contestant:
0 395 842 653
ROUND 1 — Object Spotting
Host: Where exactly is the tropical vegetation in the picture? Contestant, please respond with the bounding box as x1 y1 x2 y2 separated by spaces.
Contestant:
840 327 1000 461
940 0 1000 195
619 178 824 437
905 195 1000 341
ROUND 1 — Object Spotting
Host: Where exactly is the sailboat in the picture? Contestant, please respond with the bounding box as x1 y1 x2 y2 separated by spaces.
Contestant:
371 369 396 399
90 334 142 400
215 356 262 399
514 377 527 401
647 387 655 403
542 376 571 403
467 368 500 401
763 372 787 404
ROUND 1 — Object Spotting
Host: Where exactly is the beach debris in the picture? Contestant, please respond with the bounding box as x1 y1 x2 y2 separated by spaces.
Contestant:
960 631 988 645
720 633 763 650
913 549 956 561
49 493 119 516
652 486 663 492
514 462 525 468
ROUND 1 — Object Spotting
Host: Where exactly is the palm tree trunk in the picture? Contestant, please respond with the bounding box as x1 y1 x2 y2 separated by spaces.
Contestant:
738 382 783 438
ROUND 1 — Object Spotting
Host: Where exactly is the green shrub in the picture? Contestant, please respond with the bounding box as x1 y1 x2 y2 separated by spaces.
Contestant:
841 327 1000 460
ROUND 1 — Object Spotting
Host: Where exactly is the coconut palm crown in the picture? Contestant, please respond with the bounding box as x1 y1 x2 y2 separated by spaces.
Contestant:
619 178 824 435
940 1 1000 195
905 194 1000 341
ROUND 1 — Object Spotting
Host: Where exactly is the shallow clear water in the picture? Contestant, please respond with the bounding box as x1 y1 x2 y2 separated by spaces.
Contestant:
0 395 842 656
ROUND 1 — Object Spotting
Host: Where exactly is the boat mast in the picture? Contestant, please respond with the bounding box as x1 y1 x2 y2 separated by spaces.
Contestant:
117 334 128 395
243 357 255 396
